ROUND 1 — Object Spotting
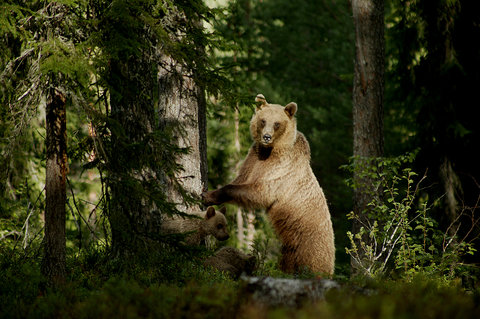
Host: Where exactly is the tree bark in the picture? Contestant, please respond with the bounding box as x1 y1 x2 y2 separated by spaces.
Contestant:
42 87 67 286
351 0 385 270
158 55 207 215
157 8 207 216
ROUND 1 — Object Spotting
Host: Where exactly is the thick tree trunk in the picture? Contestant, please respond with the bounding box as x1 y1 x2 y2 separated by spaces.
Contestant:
351 0 385 270
157 8 207 216
42 87 67 285
158 55 207 214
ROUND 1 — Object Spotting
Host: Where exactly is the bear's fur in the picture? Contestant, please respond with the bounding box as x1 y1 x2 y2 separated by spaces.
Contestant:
161 206 229 246
203 94 335 275
204 246 256 278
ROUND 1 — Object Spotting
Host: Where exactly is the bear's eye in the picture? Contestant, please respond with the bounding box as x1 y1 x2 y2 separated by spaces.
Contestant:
274 122 280 130
216 224 223 230
260 119 266 127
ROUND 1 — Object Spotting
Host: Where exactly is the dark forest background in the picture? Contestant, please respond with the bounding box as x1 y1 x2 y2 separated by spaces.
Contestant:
1 0 480 318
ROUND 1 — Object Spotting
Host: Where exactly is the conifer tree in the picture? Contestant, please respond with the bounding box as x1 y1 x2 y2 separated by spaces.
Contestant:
1 0 91 284
90 0 213 254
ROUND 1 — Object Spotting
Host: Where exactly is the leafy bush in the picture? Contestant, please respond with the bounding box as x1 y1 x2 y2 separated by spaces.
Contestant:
343 153 477 278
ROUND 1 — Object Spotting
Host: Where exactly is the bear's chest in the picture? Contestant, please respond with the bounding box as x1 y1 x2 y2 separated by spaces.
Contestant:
250 152 297 183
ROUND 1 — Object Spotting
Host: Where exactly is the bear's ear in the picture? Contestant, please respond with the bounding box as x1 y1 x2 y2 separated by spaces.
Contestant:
255 94 268 110
219 206 227 215
284 102 297 118
206 206 216 219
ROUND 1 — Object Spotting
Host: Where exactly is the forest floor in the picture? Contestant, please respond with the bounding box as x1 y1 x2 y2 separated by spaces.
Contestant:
1 246 480 319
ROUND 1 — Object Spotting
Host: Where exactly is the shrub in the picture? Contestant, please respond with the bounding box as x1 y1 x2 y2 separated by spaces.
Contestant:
343 153 476 278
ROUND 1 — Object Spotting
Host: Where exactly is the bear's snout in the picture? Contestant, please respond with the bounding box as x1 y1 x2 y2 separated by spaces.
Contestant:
263 134 272 143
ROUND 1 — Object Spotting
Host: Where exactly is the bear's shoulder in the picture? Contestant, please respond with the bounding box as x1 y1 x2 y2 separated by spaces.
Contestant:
294 132 311 157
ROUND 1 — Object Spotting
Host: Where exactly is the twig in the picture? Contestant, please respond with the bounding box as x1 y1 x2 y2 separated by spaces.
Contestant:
0 231 23 241
66 199 82 249
0 48 35 83
66 177 101 242
18 187 45 249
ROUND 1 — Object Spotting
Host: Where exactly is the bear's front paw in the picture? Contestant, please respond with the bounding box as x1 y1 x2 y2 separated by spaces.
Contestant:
202 190 219 206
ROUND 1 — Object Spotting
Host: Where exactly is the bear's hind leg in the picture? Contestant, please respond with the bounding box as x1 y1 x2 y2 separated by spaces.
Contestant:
279 245 299 274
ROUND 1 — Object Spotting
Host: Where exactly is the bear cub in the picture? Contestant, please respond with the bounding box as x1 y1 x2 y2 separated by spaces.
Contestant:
161 206 229 246
203 94 335 275
204 247 256 279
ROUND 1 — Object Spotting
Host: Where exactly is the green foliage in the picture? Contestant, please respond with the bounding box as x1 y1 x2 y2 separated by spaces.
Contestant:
384 1 480 251
305 276 480 319
39 38 90 89
0 244 240 319
249 212 283 277
4 240 479 319
1 0 99 255
206 103 253 188
343 153 476 278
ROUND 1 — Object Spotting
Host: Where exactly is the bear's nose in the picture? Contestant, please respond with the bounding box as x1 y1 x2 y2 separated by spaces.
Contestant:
263 134 272 142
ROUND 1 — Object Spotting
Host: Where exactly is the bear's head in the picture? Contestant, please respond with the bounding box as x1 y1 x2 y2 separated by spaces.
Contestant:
203 206 229 241
250 94 297 149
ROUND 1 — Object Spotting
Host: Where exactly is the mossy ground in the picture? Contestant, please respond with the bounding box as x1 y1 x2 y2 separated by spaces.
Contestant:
1 245 479 319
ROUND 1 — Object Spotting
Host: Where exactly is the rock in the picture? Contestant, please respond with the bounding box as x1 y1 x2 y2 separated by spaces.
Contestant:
241 276 340 308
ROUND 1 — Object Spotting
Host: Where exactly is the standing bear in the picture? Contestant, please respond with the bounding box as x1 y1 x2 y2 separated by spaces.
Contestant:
203 94 335 275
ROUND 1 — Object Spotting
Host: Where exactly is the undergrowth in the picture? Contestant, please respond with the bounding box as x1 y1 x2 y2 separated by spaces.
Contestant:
1 242 480 319
0 244 238 319
256 275 480 319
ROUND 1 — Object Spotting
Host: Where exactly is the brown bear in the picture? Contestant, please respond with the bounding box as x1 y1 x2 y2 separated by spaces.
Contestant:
203 94 335 275
161 206 229 246
204 246 256 279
